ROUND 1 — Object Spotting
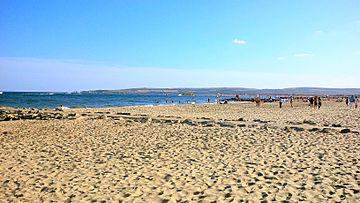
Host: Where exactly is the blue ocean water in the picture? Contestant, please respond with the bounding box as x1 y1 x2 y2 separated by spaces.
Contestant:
0 92 236 108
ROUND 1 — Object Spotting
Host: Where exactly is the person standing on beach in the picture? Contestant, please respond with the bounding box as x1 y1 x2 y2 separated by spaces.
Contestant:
309 97 314 108
345 97 349 106
255 95 261 107
279 98 283 108
318 97 322 109
290 96 293 108
349 95 356 110
355 96 358 109
314 96 318 109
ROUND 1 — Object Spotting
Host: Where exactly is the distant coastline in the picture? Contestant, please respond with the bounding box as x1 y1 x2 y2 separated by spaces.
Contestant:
82 87 360 96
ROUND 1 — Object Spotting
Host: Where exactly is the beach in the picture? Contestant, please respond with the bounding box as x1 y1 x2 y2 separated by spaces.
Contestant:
0 101 359 202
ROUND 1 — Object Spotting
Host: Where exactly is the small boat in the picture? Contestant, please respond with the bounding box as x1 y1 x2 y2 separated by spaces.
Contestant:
180 92 195 96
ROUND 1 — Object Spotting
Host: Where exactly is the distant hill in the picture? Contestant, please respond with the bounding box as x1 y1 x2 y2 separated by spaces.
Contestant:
84 87 360 96
250 87 360 96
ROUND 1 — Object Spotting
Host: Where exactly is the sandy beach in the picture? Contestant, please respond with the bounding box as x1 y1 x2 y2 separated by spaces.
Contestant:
1 101 359 202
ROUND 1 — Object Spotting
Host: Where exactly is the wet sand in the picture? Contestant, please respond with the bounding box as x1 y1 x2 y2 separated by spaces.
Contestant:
1 101 359 202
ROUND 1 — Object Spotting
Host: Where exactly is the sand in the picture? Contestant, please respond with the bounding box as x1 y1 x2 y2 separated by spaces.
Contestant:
0 101 359 202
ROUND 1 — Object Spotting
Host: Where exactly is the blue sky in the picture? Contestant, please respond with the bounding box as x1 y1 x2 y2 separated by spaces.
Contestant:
1 0 360 91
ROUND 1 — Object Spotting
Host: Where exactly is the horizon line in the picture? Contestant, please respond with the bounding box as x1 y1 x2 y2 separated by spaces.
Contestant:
2 86 360 93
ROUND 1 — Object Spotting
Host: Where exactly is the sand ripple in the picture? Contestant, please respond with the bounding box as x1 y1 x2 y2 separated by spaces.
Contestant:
1 101 359 202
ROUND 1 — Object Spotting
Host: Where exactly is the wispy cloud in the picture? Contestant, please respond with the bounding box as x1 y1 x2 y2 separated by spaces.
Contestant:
277 56 286 61
233 38 247 45
293 53 313 57
314 30 324 35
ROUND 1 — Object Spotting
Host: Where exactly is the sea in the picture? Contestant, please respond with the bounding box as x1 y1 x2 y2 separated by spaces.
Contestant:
0 92 238 109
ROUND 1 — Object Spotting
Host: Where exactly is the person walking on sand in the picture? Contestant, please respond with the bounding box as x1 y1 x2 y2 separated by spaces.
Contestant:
349 95 356 111
345 97 349 106
255 97 261 106
290 96 293 108
279 97 283 108
314 96 319 109
309 97 314 108
318 97 322 109
355 96 358 109
255 95 261 107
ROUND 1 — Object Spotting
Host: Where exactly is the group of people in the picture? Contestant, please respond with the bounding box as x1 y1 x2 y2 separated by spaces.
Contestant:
279 95 358 111
346 95 358 111
308 96 322 109
278 97 293 108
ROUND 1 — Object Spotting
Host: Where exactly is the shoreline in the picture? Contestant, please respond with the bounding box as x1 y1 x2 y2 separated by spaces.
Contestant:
0 100 252 110
2 91 357 110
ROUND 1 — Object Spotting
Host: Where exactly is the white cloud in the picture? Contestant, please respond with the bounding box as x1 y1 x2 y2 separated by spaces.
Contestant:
233 38 247 45
277 56 286 60
293 53 313 57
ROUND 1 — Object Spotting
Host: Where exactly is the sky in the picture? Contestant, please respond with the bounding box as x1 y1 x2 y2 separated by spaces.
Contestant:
1 0 360 91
